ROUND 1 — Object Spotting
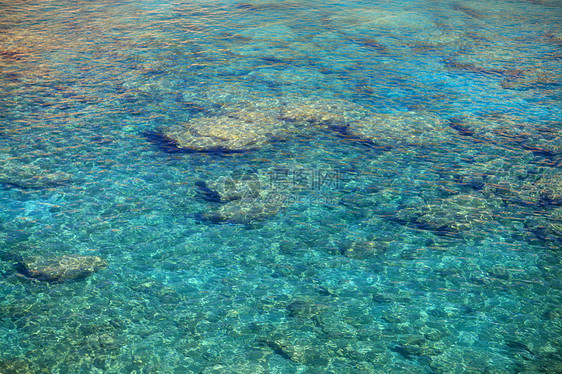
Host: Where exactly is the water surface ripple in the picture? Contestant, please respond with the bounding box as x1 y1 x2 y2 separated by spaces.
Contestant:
0 0 561 372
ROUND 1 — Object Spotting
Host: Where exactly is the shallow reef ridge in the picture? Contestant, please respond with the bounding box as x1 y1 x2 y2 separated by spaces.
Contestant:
161 98 459 154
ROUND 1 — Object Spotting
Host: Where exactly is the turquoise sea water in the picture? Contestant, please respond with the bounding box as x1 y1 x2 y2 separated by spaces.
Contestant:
0 0 561 372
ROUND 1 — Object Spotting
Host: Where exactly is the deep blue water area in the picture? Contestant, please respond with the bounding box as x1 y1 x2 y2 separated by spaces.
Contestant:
0 0 561 372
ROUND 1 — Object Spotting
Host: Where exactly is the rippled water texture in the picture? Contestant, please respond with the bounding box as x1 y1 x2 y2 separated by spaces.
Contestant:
0 0 561 372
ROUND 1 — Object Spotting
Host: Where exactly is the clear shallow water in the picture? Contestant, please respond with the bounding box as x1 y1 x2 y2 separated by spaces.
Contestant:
0 0 561 372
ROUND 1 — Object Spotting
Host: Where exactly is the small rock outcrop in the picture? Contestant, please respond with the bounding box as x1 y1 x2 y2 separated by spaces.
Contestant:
15 254 108 283
0 154 72 188
197 172 286 224
395 194 500 235
201 198 282 224
525 207 562 245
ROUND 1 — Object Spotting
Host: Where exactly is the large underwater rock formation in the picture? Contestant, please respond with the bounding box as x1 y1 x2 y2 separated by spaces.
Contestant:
159 97 368 152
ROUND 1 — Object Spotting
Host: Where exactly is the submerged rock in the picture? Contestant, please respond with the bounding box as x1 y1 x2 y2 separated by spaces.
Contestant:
196 170 283 223
286 299 329 320
454 156 536 192
0 155 72 188
448 114 561 156
279 98 368 130
201 197 282 224
162 109 288 151
430 347 517 373
196 162 342 224
393 335 444 359
202 363 267 374
347 111 453 148
396 194 499 234
340 240 389 260
500 68 560 91
525 207 562 245
487 169 562 206
159 97 375 152
443 38 539 73
453 155 562 207
518 172 562 206
258 336 329 365
0 358 34 374
16 255 107 282
198 172 262 202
